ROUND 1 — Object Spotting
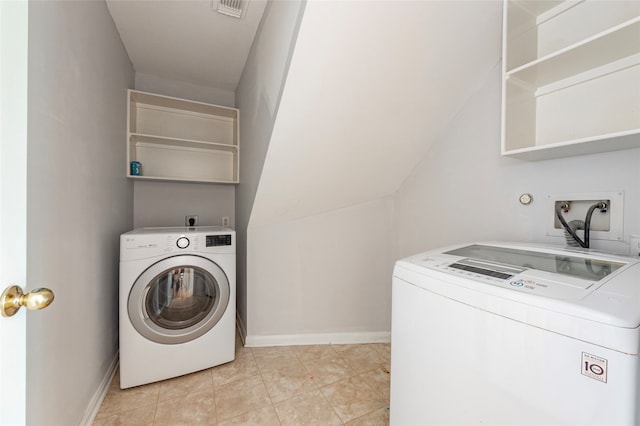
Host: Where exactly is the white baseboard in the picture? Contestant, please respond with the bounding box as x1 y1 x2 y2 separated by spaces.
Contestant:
80 352 119 426
244 331 390 347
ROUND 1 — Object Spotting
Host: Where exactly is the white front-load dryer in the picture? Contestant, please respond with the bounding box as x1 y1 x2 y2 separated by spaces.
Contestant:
119 226 235 389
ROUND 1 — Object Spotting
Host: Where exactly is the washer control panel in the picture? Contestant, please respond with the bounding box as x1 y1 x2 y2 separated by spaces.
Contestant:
415 255 595 301
444 258 524 283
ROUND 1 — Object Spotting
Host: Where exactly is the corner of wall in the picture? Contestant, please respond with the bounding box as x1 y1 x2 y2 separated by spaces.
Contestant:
134 72 235 107
234 0 307 335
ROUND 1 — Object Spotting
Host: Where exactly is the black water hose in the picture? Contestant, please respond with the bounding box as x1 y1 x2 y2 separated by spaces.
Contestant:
556 201 608 249
583 203 599 249
555 203 587 248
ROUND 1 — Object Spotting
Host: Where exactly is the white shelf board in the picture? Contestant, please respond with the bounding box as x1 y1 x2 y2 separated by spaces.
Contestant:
533 53 640 97
506 17 640 85
130 133 237 152
130 89 238 120
536 0 584 25
511 0 564 18
127 175 239 185
133 142 237 182
502 129 640 161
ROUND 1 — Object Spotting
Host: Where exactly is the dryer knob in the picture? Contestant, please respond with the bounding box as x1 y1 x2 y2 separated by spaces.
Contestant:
176 236 190 249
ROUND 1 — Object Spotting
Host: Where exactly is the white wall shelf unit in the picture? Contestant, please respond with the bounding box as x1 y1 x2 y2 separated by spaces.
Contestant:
501 0 640 161
127 90 239 183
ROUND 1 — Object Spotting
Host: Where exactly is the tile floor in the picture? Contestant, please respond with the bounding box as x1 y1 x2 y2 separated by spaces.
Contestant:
93 337 390 425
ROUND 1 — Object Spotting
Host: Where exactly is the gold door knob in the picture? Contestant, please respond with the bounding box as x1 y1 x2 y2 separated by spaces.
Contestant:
1 285 54 317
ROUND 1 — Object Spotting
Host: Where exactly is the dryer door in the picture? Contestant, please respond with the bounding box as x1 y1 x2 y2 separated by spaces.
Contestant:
128 255 230 344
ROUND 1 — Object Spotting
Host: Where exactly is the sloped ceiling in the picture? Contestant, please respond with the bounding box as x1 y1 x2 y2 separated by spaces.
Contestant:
105 0 267 91
249 0 503 228
105 0 503 230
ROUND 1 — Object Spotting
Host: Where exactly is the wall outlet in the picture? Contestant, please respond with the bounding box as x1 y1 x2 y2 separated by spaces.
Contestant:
222 216 230 227
546 191 623 241
185 215 199 227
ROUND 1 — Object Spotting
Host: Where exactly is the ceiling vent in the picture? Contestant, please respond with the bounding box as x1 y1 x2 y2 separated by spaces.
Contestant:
216 0 244 18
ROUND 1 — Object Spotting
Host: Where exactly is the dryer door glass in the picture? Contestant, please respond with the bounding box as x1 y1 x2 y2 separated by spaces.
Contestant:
128 255 231 344
145 266 216 330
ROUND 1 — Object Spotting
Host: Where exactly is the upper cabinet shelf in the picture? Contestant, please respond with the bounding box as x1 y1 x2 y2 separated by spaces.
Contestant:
127 90 240 183
501 0 640 160
507 18 639 88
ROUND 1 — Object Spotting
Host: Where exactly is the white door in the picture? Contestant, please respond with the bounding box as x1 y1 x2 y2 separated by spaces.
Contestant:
1 2 30 424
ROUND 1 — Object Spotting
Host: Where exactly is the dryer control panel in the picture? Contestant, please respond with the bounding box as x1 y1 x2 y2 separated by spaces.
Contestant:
120 227 235 261
207 234 232 247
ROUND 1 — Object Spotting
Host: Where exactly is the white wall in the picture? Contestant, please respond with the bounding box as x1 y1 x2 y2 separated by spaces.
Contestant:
249 0 502 228
235 0 307 336
26 2 134 424
132 72 236 229
135 71 235 107
394 63 640 259
246 198 394 345
133 181 235 228
241 0 501 344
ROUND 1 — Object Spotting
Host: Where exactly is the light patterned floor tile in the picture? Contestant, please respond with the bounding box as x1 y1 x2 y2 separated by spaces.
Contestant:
273 389 342 426
368 343 391 358
302 353 356 386
261 362 317 403
94 343 391 426
211 352 260 387
153 390 216 425
331 343 370 354
218 405 281 426
96 384 160 419
251 346 300 373
214 375 272 421
359 366 391 402
345 406 390 426
291 344 336 361
336 345 387 374
92 403 156 426
158 368 213 402
367 344 391 369
320 376 385 423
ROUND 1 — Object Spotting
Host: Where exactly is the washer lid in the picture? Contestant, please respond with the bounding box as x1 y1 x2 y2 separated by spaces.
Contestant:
444 244 625 282
394 244 640 354
394 242 640 329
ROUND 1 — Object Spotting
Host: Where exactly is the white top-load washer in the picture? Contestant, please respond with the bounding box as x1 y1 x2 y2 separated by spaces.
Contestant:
390 242 640 425
119 226 235 389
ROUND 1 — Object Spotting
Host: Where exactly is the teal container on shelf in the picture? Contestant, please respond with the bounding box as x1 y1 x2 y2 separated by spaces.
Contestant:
130 161 141 176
